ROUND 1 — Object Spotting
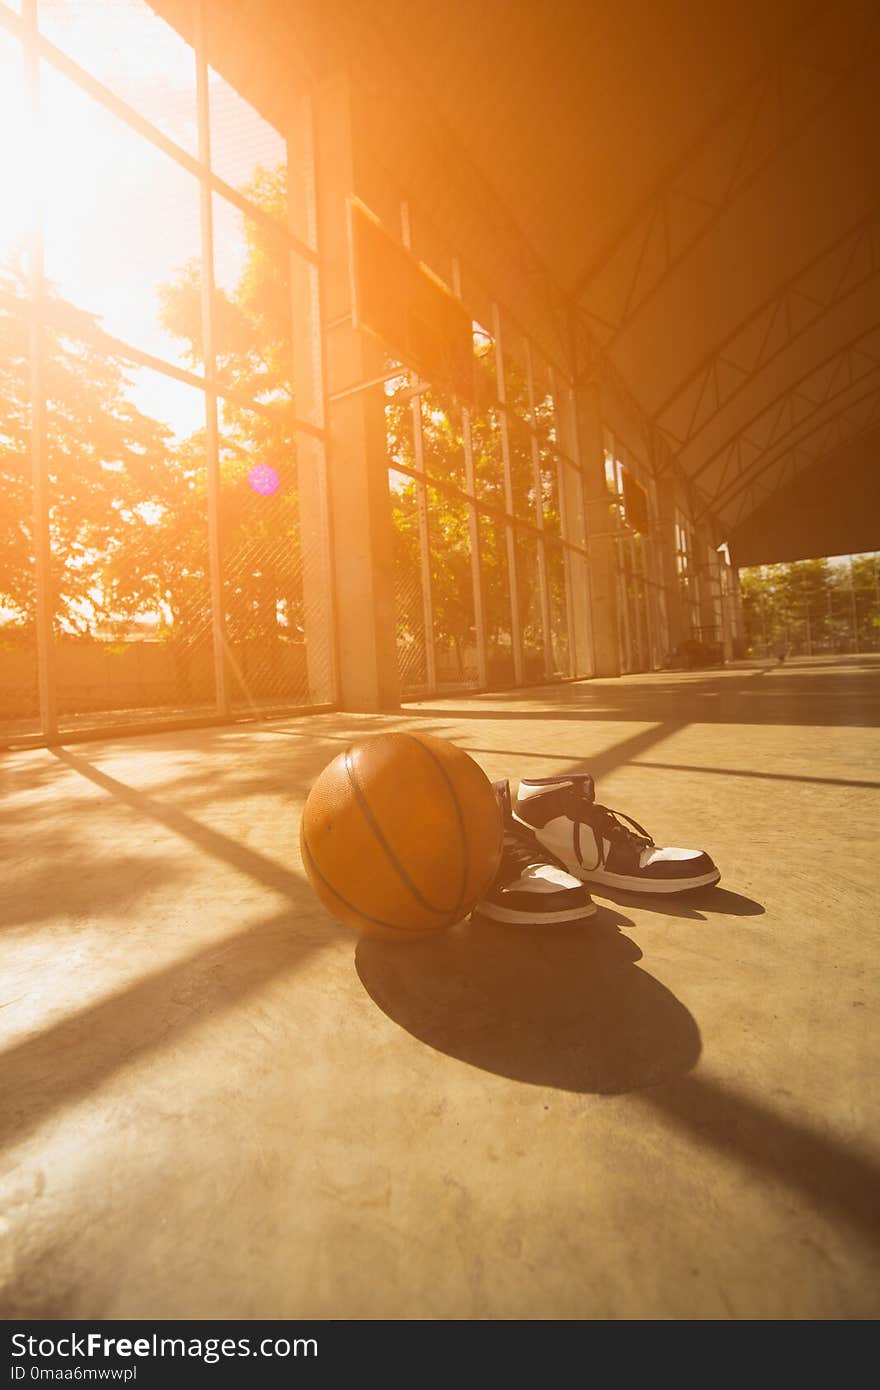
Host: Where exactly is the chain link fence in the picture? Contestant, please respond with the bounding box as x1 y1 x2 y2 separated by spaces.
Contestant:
0 5 336 746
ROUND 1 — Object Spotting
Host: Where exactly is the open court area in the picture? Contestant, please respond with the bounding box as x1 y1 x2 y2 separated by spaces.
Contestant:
1 654 878 1321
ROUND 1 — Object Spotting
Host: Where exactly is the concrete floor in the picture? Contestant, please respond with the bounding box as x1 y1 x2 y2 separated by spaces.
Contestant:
1 654 878 1319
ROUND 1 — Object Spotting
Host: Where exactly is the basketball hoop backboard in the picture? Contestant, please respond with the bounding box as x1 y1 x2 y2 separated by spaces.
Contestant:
348 199 475 407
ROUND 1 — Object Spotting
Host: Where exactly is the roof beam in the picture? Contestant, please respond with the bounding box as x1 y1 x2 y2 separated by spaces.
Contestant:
687 326 880 490
650 200 880 442
571 3 879 349
697 380 880 525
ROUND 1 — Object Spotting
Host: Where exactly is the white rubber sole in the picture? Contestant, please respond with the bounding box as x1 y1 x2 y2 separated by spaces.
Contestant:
574 865 721 894
474 900 598 924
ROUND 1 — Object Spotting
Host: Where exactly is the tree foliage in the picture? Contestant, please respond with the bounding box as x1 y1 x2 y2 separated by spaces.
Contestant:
0 263 175 640
0 165 302 704
153 164 300 661
1 156 575 711
385 335 569 687
740 555 880 654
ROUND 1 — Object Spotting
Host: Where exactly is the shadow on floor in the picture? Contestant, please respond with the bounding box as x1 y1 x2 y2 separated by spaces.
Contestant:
409 658 880 729
586 885 766 921
638 1073 880 1246
273 718 691 792
0 906 335 1154
627 759 880 792
358 913 880 1246
356 914 701 1095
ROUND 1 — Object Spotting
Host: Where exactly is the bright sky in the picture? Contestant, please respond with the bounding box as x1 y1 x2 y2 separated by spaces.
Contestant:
0 0 285 439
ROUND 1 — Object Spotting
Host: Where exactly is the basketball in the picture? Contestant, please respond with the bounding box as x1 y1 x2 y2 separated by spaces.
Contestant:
300 732 503 941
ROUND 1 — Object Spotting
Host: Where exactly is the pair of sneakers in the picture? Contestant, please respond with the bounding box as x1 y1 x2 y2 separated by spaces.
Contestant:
475 775 720 926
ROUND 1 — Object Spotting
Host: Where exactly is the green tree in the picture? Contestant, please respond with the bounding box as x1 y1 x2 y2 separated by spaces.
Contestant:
829 555 880 652
775 559 833 655
852 555 880 648
385 332 562 687
740 565 776 653
99 426 214 698
0 264 173 641
155 165 301 684
740 555 880 655
1 158 302 716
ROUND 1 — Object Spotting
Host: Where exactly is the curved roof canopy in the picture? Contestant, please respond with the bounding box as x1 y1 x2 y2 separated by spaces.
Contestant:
157 0 880 561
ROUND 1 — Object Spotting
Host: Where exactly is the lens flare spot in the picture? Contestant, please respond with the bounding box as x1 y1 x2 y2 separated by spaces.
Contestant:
248 463 279 496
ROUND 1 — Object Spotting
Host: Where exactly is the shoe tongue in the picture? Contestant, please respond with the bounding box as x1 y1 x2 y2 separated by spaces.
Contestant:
493 779 513 820
541 774 595 804
571 773 596 804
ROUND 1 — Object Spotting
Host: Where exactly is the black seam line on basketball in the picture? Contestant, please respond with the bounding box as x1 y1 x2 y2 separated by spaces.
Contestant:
301 827 442 935
343 748 458 917
401 733 470 916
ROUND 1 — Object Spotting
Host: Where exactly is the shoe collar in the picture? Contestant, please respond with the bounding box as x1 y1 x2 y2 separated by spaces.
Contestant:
516 775 596 830
519 773 595 804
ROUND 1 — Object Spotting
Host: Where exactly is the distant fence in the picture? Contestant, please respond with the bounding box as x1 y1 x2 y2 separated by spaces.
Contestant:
745 638 880 660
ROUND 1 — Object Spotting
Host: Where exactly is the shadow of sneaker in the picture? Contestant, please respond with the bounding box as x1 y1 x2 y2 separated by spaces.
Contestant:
583 885 766 921
356 914 701 1095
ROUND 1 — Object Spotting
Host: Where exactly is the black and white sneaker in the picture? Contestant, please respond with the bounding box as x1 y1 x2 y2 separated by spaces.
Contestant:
473 780 597 925
514 774 721 895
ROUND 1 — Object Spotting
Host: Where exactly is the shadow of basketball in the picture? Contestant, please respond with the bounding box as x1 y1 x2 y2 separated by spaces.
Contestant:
355 913 701 1095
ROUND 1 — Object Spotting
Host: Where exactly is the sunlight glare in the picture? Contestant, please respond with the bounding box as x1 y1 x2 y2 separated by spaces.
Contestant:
248 463 279 496
39 0 198 154
0 28 32 273
40 62 202 366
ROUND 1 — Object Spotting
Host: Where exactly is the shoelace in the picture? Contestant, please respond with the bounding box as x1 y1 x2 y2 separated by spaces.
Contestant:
570 794 654 870
498 815 560 884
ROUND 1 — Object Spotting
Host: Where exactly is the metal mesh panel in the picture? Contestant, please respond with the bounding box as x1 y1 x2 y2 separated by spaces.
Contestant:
652 571 670 666
50 350 216 730
208 49 287 209
0 30 38 739
547 541 572 678
427 482 478 689
219 401 311 713
619 537 650 673
560 458 585 548
41 62 203 375
500 327 531 425
389 469 429 695
0 304 40 739
471 405 505 507
0 24 27 274
38 0 199 155
515 527 545 682
506 415 535 519
294 432 336 705
419 385 467 490
564 546 593 677
395 562 429 693
539 452 563 541
0 0 337 745
480 513 514 686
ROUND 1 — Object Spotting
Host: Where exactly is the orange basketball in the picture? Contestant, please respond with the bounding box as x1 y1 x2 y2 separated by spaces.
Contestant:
300 732 503 941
